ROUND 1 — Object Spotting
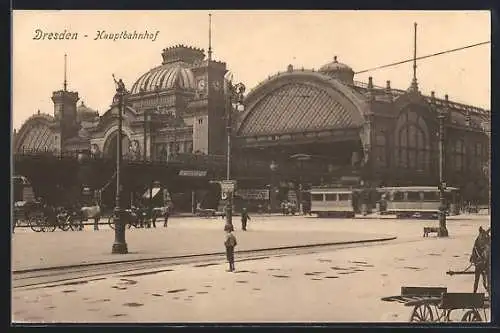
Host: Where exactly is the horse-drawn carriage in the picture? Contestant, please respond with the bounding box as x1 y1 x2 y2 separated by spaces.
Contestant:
106 205 167 229
13 201 41 227
27 205 83 232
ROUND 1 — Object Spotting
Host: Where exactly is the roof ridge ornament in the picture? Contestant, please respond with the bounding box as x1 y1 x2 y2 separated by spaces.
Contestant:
409 22 419 93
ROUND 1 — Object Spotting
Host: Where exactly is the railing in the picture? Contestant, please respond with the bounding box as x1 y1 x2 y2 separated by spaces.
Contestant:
14 150 360 181
351 81 490 118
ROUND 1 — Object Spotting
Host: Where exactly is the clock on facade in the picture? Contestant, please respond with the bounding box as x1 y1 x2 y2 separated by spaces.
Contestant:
197 79 206 91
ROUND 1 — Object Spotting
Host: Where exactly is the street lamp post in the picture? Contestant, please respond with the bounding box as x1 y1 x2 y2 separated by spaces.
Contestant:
111 76 128 254
224 75 245 229
436 93 449 238
269 160 278 213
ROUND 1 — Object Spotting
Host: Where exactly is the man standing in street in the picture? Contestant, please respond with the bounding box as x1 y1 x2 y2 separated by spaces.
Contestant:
224 224 237 272
241 207 251 231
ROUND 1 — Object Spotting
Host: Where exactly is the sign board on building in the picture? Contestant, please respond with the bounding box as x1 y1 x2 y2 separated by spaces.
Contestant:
340 176 361 184
235 189 270 200
179 170 207 177
220 180 237 193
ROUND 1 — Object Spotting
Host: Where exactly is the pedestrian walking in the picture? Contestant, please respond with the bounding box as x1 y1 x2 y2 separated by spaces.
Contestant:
241 207 251 231
224 224 237 272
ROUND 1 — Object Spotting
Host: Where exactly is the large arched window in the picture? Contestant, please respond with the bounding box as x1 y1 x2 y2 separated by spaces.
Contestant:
375 132 387 167
394 110 430 171
18 122 55 153
452 139 466 172
473 142 483 172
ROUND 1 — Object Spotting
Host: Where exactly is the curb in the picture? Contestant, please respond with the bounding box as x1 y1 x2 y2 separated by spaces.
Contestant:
13 236 397 274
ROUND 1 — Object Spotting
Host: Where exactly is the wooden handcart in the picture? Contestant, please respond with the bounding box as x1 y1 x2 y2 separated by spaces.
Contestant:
381 287 489 322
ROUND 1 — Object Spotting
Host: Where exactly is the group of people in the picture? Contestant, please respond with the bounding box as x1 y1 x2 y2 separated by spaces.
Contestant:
280 201 297 215
223 208 251 272
280 200 312 216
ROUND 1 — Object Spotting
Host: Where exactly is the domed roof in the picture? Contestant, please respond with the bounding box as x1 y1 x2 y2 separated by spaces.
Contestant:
77 101 98 122
130 64 196 94
319 56 354 73
319 56 355 84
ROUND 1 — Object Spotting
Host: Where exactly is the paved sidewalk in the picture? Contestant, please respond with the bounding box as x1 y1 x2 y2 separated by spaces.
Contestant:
12 225 489 323
12 215 489 272
12 223 392 272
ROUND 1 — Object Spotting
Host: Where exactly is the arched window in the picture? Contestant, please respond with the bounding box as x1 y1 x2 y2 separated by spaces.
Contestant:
394 110 430 171
452 139 466 172
375 132 387 167
474 142 483 171
186 141 193 153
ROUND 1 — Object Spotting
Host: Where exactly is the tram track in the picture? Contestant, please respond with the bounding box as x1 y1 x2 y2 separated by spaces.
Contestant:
12 237 409 289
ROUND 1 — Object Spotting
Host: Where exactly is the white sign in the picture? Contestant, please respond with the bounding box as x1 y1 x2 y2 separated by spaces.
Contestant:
221 180 237 193
236 189 270 200
179 170 207 177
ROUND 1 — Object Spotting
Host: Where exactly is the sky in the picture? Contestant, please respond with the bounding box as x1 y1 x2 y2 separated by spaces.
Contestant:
12 10 490 131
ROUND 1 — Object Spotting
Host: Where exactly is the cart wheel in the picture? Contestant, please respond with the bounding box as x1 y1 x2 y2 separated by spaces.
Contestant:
59 223 71 231
410 304 434 322
43 221 57 232
29 216 44 233
59 217 71 231
69 216 82 231
461 309 482 322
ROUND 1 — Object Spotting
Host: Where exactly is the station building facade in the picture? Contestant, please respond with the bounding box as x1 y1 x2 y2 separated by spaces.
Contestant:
13 45 490 211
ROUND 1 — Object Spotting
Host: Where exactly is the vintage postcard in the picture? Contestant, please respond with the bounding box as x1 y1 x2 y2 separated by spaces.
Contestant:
11 10 491 323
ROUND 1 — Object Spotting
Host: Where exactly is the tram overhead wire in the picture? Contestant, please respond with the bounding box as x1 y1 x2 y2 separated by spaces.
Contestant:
355 41 490 75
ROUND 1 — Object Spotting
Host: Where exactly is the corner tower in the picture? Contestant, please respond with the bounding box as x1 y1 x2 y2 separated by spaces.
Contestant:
51 54 79 142
191 56 227 155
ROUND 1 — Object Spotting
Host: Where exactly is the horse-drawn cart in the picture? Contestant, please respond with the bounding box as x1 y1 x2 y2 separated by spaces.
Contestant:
381 287 489 322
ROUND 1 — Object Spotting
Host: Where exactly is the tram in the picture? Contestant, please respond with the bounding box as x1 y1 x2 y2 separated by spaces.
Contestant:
378 186 460 219
310 187 355 218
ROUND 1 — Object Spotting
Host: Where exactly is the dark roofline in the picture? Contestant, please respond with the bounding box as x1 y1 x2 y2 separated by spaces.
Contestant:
350 80 490 118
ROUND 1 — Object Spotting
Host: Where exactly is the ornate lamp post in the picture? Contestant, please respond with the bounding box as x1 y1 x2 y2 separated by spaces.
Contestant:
269 160 278 213
223 73 245 229
111 75 128 254
435 92 449 237
290 154 311 214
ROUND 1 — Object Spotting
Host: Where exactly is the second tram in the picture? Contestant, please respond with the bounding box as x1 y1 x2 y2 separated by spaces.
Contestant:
378 186 460 219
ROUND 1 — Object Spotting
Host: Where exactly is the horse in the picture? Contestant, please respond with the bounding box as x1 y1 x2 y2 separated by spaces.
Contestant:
80 204 101 230
470 227 491 295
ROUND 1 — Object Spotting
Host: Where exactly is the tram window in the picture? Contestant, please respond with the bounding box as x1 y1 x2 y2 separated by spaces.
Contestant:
407 191 421 201
338 193 350 201
325 194 337 201
311 194 324 201
393 192 404 201
423 192 439 201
